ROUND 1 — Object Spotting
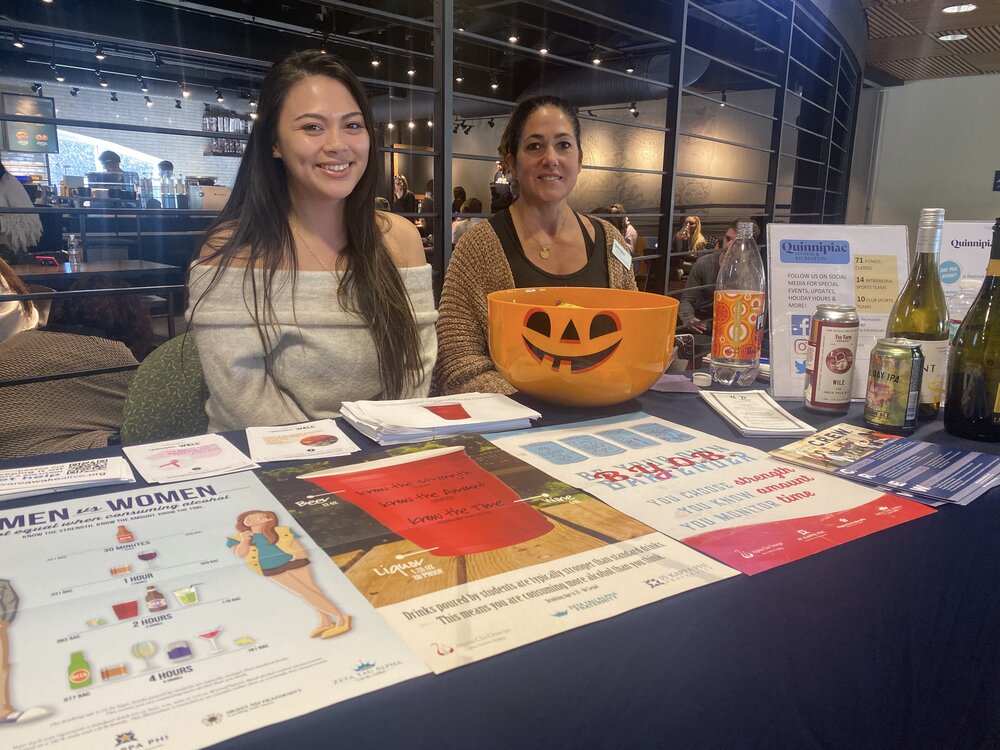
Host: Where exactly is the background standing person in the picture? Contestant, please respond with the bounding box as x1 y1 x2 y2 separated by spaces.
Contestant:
452 186 467 215
433 95 636 396
611 203 638 253
186 50 436 432
0 162 42 264
391 174 416 215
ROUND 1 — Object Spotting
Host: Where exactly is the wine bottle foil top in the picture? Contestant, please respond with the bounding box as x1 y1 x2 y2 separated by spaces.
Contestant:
917 208 945 229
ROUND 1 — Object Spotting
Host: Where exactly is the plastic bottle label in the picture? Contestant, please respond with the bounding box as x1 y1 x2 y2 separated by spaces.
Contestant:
920 339 950 406
711 291 765 360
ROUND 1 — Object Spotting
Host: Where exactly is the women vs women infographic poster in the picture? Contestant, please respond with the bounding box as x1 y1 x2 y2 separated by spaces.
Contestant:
487 413 935 575
0 473 428 750
255 434 737 673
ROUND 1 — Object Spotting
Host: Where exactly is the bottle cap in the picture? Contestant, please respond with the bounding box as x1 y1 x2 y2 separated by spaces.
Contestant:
693 372 712 387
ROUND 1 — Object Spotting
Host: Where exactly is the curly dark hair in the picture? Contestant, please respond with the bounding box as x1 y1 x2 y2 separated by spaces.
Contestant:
49 275 155 360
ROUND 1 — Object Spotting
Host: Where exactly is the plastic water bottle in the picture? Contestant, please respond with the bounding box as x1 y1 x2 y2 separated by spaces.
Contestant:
948 278 980 341
66 234 81 268
710 220 766 386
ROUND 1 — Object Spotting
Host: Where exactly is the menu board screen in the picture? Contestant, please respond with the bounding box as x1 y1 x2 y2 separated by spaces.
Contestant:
2 93 59 153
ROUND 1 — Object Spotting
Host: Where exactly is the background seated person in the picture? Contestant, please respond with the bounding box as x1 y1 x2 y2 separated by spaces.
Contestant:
0 258 39 343
677 218 758 335
0 276 154 459
432 95 636 396
451 197 483 246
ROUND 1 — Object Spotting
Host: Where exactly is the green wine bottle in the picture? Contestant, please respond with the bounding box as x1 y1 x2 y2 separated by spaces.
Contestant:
886 208 950 419
944 218 1000 441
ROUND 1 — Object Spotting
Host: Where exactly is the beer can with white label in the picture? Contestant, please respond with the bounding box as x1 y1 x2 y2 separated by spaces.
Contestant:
803 304 860 413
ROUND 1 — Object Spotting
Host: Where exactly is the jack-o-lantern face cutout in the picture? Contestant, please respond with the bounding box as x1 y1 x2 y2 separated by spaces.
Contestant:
521 308 623 373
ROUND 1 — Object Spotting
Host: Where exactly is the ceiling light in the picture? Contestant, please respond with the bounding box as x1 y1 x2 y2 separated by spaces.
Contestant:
98 76 109 88
51 63 64 82
720 90 727 107
31 83 42 94
152 51 163 67
625 56 635 74
407 62 416 77
13 32 24 49
387 122 394 130
110 92 118 102
427 120 433 127
452 122 460 134
179 81 190 98
145 95 153 107
539 39 549 55
455 72 464 83
408 120 415 129
69 87 79 97
462 123 473 135
488 118 495 128
628 102 638 117
938 32 969 41
138 77 149 93
370 50 380 68
508 32 519 44
94 42 105 60
42 0 54 4
591 47 602 65
491 78 499 91
942 4 977 12
215 88 224 103
174 99 182 109
249 111 257 120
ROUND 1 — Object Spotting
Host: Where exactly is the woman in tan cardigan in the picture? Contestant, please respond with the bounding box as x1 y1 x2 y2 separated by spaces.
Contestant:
433 95 636 396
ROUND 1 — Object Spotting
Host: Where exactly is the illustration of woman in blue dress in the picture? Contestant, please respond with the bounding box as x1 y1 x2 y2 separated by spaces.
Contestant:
228 511 351 639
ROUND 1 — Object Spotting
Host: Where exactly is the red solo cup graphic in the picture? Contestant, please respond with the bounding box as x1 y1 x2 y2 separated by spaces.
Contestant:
112 600 139 620
298 447 552 556
423 403 471 421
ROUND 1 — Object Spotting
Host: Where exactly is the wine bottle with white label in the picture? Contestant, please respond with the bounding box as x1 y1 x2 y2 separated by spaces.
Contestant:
886 208 950 419
944 218 1000 441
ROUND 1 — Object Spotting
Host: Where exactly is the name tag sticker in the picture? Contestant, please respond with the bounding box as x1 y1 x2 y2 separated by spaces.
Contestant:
612 239 632 270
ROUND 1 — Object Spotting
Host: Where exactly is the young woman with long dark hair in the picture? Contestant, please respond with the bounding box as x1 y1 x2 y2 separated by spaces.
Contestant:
187 50 437 431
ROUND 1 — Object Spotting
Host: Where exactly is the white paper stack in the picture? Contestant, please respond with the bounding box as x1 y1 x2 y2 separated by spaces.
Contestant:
0 456 136 502
246 419 361 463
699 389 815 437
123 434 258 484
340 393 541 445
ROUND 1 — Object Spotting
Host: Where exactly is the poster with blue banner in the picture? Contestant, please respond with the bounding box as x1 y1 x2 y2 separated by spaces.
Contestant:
766 224 909 401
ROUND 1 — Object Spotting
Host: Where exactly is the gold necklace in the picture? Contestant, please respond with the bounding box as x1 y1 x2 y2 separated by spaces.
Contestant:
520 207 571 260
292 224 339 275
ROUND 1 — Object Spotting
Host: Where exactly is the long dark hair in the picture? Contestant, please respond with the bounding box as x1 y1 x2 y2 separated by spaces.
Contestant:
0 257 33 318
189 49 424 399
236 509 280 545
498 95 583 167
49 275 155 360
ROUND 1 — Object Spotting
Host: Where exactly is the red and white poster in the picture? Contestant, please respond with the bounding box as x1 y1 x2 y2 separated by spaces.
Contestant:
487 413 935 575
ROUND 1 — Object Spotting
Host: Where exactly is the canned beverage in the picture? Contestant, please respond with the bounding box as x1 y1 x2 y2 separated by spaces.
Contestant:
804 304 860 413
100 663 129 681
864 337 924 434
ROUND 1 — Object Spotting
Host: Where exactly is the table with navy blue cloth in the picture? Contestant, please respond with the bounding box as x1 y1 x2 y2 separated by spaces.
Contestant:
3 388 999 750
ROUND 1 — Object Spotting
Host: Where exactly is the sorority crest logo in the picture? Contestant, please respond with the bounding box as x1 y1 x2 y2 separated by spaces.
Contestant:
114 732 139 747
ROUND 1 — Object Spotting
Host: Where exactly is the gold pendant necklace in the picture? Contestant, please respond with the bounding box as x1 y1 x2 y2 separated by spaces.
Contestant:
527 208 570 261
292 224 339 276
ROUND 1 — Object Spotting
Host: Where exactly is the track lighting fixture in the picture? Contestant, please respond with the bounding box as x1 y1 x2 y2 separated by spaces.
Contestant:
591 47 602 65
628 102 638 117
13 32 25 49
386 122 394 130
51 63 65 82
179 81 190 98
145 95 153 107
138 77 149 93
625 56 635 74
215 88 224 103
452 122 460 134
94 42 105 61
110 92 118 102
249 111 257 120
539 39 549 55
462 122 473 135
490 78 499 91
455 69 464 83
152 51 163 67
97 74 109 88
174 99 182 109
427 120 433 127
488 118 495 128
69 87 79 97
720 90 727 107
508 32 519 44
407 61 416 77
370 50 380 68
408 120 415 129
31 83 43 94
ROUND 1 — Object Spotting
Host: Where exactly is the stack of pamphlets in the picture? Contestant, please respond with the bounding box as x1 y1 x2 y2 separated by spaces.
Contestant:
699 390 815 437
340 393 542 446
0 456 135 502
834 439 1000 506
246 419 360 463
123 434 258 484
769 424 902 473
